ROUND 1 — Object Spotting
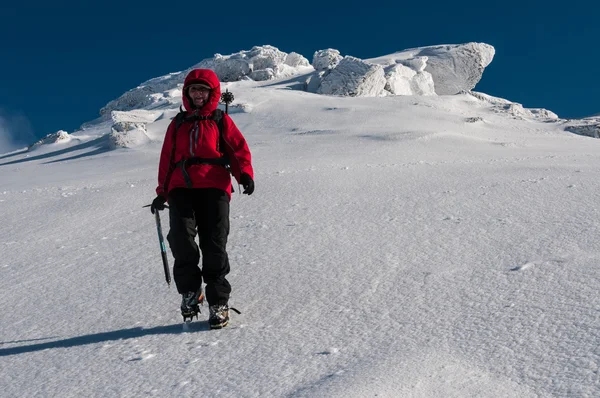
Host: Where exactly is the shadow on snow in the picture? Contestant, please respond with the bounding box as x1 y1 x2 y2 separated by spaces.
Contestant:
0 136 111 167
0 322 207 357
0 148 29 161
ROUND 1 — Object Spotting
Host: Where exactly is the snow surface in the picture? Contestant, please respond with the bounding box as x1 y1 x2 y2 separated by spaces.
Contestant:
1 70 600 398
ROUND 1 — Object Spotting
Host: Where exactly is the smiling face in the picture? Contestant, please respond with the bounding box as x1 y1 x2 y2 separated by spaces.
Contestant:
187 84 211 108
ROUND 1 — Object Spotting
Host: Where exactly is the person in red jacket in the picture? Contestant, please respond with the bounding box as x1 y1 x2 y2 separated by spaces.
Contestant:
150 68 254 329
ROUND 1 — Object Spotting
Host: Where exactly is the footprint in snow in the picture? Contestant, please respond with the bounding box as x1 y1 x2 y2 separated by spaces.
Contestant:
128 350 155 361
317 348 339 355
511 262 535 271
511 257 569 271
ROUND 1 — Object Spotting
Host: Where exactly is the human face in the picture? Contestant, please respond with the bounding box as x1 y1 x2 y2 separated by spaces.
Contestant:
188 84 211 108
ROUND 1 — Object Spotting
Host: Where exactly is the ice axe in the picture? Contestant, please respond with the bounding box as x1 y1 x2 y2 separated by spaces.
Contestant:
143 204 171 286
221 89 234 114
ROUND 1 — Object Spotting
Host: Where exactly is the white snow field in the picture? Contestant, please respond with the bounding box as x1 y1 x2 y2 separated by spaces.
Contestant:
1 73 600 397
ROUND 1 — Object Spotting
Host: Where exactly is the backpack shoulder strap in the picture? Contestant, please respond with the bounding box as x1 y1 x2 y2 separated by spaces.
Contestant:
171 109 188 161
211 109 234 186
174 109 187 132
211 109 224 131
211 109 226 154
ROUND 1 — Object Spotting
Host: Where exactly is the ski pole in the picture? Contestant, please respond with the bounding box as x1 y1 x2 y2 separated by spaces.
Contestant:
143 204 171 286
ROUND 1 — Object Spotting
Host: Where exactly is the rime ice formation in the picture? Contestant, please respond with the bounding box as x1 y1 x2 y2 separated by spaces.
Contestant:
316 56 387 97
368 42 495 95
100 46 311 115
99 43 495 118
29 130 72 148
312 49 343 71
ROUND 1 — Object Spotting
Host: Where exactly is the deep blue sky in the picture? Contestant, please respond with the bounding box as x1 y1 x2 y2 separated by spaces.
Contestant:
1 0 597 146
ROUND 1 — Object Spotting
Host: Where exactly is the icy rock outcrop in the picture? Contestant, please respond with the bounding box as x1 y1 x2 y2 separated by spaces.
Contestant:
100 73 184 116
100 46 311 116
29 130 72 148
384 63 435 96
285 52 311 68
368 42 495 95
108 122 150 149
196 45 311 82
465 91 559 121
111 110 163 125
398 56 428 72
564 118 600 138
250 68 276 81
421 43 495 94
312 49 343 71
108 128 151 149
310 43 493 97
110 121 146 133
304 71 326 93
317 56 386 97
107 110 155 148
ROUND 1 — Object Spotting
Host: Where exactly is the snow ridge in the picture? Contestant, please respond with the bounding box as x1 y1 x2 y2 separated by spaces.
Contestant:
23 43 599 153
98 43 495 119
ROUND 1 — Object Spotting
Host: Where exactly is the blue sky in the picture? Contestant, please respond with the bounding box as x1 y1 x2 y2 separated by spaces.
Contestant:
1 0 597 147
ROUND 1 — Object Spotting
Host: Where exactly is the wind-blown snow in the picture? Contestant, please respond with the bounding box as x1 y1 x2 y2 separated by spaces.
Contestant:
1 58 600 398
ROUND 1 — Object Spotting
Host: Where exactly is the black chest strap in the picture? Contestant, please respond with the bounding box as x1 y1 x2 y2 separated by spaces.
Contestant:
175 157 230 188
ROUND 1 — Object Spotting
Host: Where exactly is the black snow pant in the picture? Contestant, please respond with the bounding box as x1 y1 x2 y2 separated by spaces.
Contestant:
167 188 231 306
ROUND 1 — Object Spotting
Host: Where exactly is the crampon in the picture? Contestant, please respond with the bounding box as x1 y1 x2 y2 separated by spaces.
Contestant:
181 288 205 323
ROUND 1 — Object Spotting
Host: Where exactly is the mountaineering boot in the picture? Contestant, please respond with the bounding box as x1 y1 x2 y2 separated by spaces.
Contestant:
208 304 230 329
181 286 205 321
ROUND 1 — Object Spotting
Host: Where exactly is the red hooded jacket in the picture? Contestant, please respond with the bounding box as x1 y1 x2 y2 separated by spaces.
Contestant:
156 69 253 199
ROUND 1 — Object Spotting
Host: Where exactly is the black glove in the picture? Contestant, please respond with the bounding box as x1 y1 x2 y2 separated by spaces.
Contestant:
240 173 254 195
150 195 167 214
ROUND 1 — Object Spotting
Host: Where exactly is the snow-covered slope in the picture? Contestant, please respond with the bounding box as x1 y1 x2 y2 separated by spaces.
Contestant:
1 70 599 398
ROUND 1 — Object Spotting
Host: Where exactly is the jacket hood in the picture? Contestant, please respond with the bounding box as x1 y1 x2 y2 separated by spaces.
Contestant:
182 69 221 114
